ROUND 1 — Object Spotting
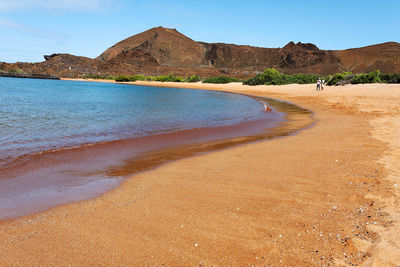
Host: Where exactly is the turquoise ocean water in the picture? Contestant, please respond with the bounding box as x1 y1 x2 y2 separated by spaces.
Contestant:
0 77 287 219
0 78 270 166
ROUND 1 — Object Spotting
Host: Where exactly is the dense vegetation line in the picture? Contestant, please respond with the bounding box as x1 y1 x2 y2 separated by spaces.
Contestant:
243 68 400 86
81 74 201 83
80 68 400 85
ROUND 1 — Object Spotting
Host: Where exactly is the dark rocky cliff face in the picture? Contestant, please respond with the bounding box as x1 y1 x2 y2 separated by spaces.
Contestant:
202 43 281 69
1 27 399 78
278 42 340 69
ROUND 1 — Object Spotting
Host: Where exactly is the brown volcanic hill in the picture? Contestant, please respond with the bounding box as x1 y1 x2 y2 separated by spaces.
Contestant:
200 41 340 72
98 27 400 75
97 27 342 74
0 54 99 77
201 42 281 69
107 49 159 68
336 42 400 73
1 27 399 78
98 27 207 68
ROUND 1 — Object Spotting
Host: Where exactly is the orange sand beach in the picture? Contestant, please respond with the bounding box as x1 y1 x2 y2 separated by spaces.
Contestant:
1 80 400 266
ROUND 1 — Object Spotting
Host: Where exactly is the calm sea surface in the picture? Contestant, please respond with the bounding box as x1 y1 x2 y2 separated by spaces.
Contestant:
0 78 266 165
0 77 304 219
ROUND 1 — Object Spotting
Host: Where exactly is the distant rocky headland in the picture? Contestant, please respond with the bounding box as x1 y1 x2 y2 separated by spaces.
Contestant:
1 26 400 79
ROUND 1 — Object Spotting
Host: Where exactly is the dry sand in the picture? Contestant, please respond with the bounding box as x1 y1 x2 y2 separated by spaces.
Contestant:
2 81 400 266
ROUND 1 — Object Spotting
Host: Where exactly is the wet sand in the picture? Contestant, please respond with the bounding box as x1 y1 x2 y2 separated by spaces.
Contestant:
0 88 307 220
2 81 400 265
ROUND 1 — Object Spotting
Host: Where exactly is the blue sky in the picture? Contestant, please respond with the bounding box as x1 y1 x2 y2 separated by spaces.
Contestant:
0 0 399 63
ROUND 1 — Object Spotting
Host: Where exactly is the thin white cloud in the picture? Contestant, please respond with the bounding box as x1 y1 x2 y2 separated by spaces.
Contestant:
0 18 66 41
0 0 112 12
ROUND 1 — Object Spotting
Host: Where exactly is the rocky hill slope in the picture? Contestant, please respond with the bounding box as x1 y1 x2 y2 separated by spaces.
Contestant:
1 27 399 78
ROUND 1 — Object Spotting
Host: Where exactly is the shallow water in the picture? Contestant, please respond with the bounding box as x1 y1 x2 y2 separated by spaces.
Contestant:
0 78 274 165
0 78 295 219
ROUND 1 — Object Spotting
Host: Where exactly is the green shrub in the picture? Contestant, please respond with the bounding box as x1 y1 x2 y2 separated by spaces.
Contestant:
351 70 381 84
154 74 183 82
261 68 280 85
327 71 353 86
243 68 279 85
115 75 131 82
380 73 400 83
243 73 265 86
115 74 152 82
185 75 201 83
244 68 320 86
10 69 24 75
82 74 114 80
127 75 145 81
203 76 241 84
288 73 320 84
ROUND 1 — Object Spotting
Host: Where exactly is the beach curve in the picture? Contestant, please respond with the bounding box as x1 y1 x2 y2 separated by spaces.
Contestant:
1 81 399 265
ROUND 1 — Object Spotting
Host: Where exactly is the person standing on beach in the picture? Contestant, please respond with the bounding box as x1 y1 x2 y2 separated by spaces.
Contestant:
321 78 325 90
316 78 321 91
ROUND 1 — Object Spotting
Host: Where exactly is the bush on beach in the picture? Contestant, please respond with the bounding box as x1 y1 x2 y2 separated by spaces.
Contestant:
185 75 201 83
243 68 321 86
279 73 320 84
154 74 183 82
88 69 400 85
82 74 115 80
129 75 146 81
379 73 400 83
326 71 353 86
115 74 154 82
202 76 241 84
327 70 399 85
351 70 381 84
114 75 131 82
244 68 400 86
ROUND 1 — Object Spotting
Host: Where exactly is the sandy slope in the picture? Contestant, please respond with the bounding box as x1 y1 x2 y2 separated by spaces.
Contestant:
2 81 400 266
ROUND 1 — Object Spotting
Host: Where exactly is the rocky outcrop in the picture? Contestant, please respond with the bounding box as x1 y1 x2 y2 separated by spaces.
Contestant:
44 53 62 61
201 43 281 69
278 42 340 70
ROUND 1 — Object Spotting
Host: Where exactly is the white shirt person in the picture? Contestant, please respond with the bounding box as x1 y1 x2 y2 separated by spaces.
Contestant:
316 79 321 91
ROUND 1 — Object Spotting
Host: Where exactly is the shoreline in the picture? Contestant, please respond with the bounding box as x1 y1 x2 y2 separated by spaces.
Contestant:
1 80 400 265
0 82 311 220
